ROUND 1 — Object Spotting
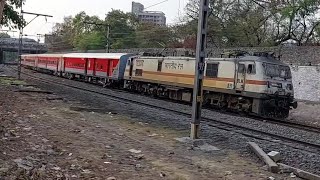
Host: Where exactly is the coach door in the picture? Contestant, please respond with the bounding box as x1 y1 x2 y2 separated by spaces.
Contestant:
236 63 246 91
92 58 96 76
84 58 89 76
107 60 112 77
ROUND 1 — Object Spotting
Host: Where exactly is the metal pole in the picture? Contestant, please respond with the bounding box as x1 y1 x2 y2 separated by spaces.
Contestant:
17 0 23 80
107 25 110 53
16 7 52 79
190 0 209 139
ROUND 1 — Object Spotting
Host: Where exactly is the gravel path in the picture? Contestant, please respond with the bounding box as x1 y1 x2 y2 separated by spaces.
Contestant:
5 67 320 175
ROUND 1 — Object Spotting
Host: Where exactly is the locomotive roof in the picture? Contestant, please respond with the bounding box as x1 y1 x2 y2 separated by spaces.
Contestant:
139 56 288 66
63 53 130 59
207 56 287 65
236 55 288 65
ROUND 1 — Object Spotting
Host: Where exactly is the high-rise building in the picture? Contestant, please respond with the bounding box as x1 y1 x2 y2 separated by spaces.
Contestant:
131 1 166 26
132 2 144 15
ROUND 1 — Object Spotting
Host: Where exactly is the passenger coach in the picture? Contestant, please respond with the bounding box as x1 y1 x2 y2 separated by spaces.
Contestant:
22 53 132 86
62 53 132 85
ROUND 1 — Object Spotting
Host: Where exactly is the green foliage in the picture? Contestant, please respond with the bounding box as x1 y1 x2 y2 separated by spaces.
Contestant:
135 23 178 48
50 10 138 50
105 10 137 49
75 31 106 50
1 0 25 28
0 32 11 38
50 0 320 50
184 0 320 47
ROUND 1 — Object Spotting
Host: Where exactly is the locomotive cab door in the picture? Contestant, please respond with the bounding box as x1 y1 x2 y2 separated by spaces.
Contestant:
129 58 134 78
236 63 246 91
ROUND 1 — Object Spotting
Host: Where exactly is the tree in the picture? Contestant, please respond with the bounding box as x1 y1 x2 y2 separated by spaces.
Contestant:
0 0 6 22
0 32 10 38
269 0 320 45
185 0 277 47
50 12 108 51
51 10 140 50
184 0 320 47
71 11 106 50
105 10 138 49
135 23 178 48
76 31 106 50
50 16 74 50
1 0 25 28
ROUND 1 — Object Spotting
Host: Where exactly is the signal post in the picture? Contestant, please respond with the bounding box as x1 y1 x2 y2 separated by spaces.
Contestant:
190 0 209 139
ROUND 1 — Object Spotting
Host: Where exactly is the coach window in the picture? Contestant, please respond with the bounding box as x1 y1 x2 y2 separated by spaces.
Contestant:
206 63 219 78
247 64 256 74
157 61 163 72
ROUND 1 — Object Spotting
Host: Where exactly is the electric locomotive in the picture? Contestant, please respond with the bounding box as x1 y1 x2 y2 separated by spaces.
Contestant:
124 52 297 119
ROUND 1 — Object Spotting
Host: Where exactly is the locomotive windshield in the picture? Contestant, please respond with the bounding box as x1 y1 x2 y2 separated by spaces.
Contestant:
263 63 292 79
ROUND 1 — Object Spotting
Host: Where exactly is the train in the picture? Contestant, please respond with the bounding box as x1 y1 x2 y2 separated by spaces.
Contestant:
21 52 298 119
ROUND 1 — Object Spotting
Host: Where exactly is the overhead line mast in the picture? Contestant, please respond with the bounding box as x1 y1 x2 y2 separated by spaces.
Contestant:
190 0 209 139
83 21 110 53
17 1 53 79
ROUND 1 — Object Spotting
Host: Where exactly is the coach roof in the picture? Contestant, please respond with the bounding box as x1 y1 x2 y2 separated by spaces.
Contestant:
21 53 64 57
63 53 130 59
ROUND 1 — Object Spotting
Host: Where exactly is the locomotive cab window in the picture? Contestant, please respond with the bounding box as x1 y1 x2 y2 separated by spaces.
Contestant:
206 63 219 78
247 64 256 74
238 64 246 73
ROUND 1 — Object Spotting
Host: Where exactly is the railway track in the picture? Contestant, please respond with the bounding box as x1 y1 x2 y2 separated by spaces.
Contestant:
5 66 320 153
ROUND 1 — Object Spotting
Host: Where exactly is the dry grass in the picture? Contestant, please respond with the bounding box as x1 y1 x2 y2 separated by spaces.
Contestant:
0 77 26 85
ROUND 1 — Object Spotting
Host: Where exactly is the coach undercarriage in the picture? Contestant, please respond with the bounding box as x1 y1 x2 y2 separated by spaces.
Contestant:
124 80 291 119
59 72 122 88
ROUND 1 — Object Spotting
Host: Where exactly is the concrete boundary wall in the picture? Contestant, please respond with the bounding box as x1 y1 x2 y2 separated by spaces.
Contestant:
291 66 320 102
87 47 320 102
109 46 320 65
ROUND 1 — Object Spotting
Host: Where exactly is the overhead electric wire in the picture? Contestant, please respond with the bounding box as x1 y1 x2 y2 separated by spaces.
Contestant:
144 0 169 10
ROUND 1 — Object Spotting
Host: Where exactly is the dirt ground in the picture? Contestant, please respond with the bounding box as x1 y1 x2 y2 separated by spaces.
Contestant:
289 101 320 127
0 76 299 180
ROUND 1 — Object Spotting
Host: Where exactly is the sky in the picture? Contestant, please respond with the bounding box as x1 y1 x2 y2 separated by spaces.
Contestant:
4 0 188 42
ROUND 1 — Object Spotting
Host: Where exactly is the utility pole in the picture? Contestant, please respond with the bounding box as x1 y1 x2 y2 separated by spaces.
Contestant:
106 25 110 53
36 34 45 54
83 21 110 53
17 1 52 79
17 0 23 79
190 0 209 139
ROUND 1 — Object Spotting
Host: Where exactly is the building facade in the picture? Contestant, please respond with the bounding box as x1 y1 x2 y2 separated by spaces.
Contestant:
132 2 144 15
131 1 166 26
